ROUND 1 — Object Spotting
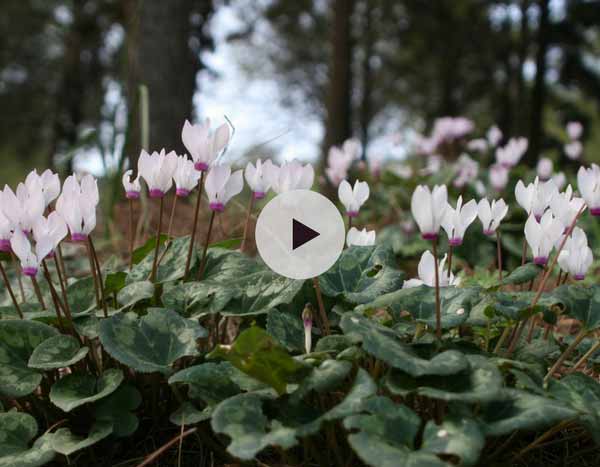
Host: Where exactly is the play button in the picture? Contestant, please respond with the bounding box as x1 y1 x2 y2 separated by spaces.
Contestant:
255 190 345 280
292 219 320 250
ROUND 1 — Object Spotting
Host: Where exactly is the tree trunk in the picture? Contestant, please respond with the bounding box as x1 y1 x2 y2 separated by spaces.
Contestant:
359 0 375 162
322 0 355 172
527 0 549 165
123 0 204 171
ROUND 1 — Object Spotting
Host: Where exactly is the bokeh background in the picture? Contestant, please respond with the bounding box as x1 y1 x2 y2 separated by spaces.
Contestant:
2 0 600 184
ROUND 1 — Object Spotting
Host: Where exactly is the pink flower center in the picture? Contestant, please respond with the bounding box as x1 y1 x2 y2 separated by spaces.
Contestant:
253 191 266 200
194 162 209 172
0 239 11 252
126 191 140 200
534 256 548 266
71 233 88 242
574 274 585 281
590 207 600 217
22 267 38 277
483 228 495 236
176 188 190 198
149 189 165 199
347 211 359 218
209 202 225 212
449 238 463 247
422 232 438 241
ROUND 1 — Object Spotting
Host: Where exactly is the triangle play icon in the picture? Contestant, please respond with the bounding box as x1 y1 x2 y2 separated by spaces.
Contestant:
292 218 320 250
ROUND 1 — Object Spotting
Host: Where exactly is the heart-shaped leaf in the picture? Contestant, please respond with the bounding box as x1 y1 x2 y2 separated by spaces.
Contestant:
208 327 311 394
50 368 124 412
0 412 55 467
92 384 142 437
170 402 213 426
117 280 154 309
421 416 485 467
49 421 113 456
67 277 97 313
99 309 206 374
28 334 88 370
551 285 600 331
131 234 168 265
267 309 305 352
169 362 243 405
502 263 541 286
319 245 404 304
128 236 194 284
0 320 58 397
340 312 470 377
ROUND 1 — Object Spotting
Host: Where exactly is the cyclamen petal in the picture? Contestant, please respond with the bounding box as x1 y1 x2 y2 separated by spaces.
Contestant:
245 159 274 196
578 164 600 214
411 185 448 239
441 196 477 245
403 250 459 288
204 165 244 211
338 180 369 216
122 169 141 198
346 227 376 247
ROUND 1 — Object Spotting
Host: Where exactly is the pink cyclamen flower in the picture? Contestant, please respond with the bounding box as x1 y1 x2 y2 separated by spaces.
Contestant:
577 164 600 216
122 170 141 199
411 185 448 240
467 139 488 153
10 228 54 277
138 149 178 198
441 196 478 246
55 174 99 242
325 138 360 186
245 159 275 199
204 164 244 212
487 125 503 147
558 227 592 280
477 198 508 236
453 155 478 188
536 158 553 181
564 141 582 160
489 164 509 191
524 211 563 266
496 137 528 168
567 121 583 140
173 155 202 198
269 161 314 194
338 179 369 217
181 119 230 172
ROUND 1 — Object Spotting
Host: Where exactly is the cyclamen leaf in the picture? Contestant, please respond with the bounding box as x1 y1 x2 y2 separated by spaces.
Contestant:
49 421 113 456
319 245 405 304
92 384 142 437
340 312 470 377
502 263 541 286
28 334 88 370
128 236 195 284
0 320 58 397
550 285 600 331
267 309 305 352
208 327 311 394
117 280 154 309
131 234 168 265
99 309 207 374
0 412 55 467
169 362 242 405
50 369 124 412
421 416 485 467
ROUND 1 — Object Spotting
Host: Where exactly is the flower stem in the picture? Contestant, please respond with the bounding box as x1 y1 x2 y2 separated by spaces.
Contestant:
240 195 255 253
56 244 68 289
88 236 108 318
150 196 164 283
11 252 25 302
185 171 205 278
129 199 135 271
348 216 353 231
555 269 563 287
167 194 177 239
43 260 72 322
447 246 453 279
197 210 216 280
30 276 46 310
86 240 101 307
41 260 67 332
573 339 600 371
431 239 442 340
53 254 71 320
493 324 511 354
520 236 527 266
313 277 330 335
0 261 22 318
544 328 587 383
496 230 503 282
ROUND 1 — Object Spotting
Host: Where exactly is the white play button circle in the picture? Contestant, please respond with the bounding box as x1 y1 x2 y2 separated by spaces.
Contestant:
255 190 345 280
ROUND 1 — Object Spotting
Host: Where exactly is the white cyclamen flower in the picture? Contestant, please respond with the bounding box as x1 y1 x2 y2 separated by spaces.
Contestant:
325 139 360 186
0 208 13 252
32 212 68 257
204 164 244 212
245 159 275 199
564 141 583 161
524 211 563 265
515 177 558 220
55 175 98 242
270 161 314 194
477 198 508 236
25 169 61 208
346 227 376 247
122 170 141 199
467 139 488 153
441 196 478 246
558 227 593 280
338 180 369 217
489 164 509 191
1 183 45 234
302 306 312 354
553 172 566 190
138 149 178 198
10 228 53 277
550 185 585 232
496 137 528 168
536 158 553 181
403 250 459 288
567 121 583 140
487 125 503 147
181 119 230 171
173 155 202 197
577 164 600 215
411 185 448 240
